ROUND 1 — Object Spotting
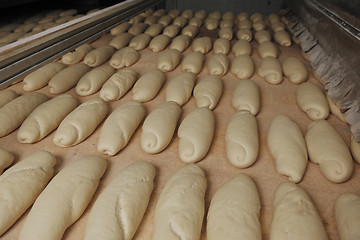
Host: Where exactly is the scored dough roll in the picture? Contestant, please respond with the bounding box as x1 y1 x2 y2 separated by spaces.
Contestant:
193 75 223 110
128 33 152 50
108 32 134 50
170 34 191 52
258 56 283 85
132 69 165 102
181 51 204 74
110 22 132 36
84 46 116 67
109 47 140 69
144 23 164 37
192 36 212 54
231 39 252 56
207 53 230 76
254 30 271 44
232 79 260 115
149 34 171 52
258 41 278 59
283 57 308 84
0 147 14 174
0 89 18 108
166 72 196 106
127 23 148 35
157 49 181 72
231 54 255 79
61 43 94 64
236 29 252 42
213 37 230 55
162 25 180 38
274 30 292 47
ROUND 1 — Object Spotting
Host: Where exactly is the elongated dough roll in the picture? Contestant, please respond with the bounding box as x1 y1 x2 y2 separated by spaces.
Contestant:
100 69 138 102
84 161 155 240
129 15 145 24
170 34 191 52
168 9 180 18
18 155 107 240
213 37 230 55
173 16 188 27
48 63 91 94
178 107 214 163
226 111 259 168
283 57 308 84
144 15 159 25
231 54 255 79
162 24 180 38
267 115 308 183
231 39 251 56
205 17 219 30
274 30 292 47
181 51 204 74
53 98 108 147
192 36 212 54
237 12 249 22
296 82 329 120
141 101 181 154
209 11 221 20
270 182 328 240
153 9 167 17
109 47 140 69
23 62 66 91
232 79 260 115
181 25 199 38
236 29 252 42
254 30 271 44
17 94 78 143
158 15 173 27
252 19 266 31
271 21 286 32
258 56 283 84
0 151 56 236
194 75 223 110
111 22 132 35
152 164 206 240
238 19 251 29
258 41 278 59
128 33 152 50
108 32 134 50
218 27 233 40
127 23 148 35
61 43 94 64
157 49 181 72
144 23 164 37
98 101 145 155
195 10 207 20
220 19 234 28
166 72 196 106
305 119 353 183
268 13 280 24
207 173 261 240
84 46 116 67
188 17 202 27
351 136 360 164
326 93 346 123
149 34 171 52
132 69 165 102
207 53 229 76
0 92 49 137
0 89 18 108
0 147 13 174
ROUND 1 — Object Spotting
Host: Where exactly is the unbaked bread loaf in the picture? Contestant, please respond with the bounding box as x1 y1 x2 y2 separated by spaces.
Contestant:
144 23 164 37
213 37 230 55
231 39 251 56
0 89 18 108
182 25 199 38
84 45 116 67
236 29 252 42
188 17 202 27
258 41 278 59
128 33 152 50
254 29 271 44
351 136 360 164
207 53 229 76
132 69 165 102
108 32 134 50
166 72 196 106
157 49 181 72
258 56 283 85
173 16 188 27
149 34 171 52
283 57 308 84
218 27 233 40
231 54 255 79
0 147 13 175
110 22 132 36
162 24 180 38
170 34 191 52
127 23 149 35
192 36 212 54
274 30 292 47
158 15 173 27
61 43 94 64
181 51 204 74
109 47 140 69
193 75 223 110
232 79 260 115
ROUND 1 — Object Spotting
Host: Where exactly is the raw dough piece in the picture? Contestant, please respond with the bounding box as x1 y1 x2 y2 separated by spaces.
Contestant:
254 30 271 44
258 41 278 59
351 136 360 164
181 51 204 75
231 39 252 56
271 21 286 32
188 17 202 27
166 72 196 106
226 111 259 168
128 15 145 24
192 36 212 54
162 24 180 38
283 57 308 84
144 23 164 37
17 94 78 143
128 33 152 50
108 32 134 50
0 147 14 174
110 22 132 36
109 47 140 68
59 9 77 17
132 69 165 102
181 25 199 38
223 11 235 20
213 38 230 55
140 8 153 17
194 75 223 110
76 63 116 96
238 20 251 29
181 9 194 19
18 155 107 240
208 11 222 20
326 93 346 122
258 56 283 84
153 9 167 17
157 49 181 72
173 16 188 27
296 82 329 120
168 9 180 18
23 62 66 91
0 32 24 44
48 63 91 94
141 101 181 154
98 101 145 155
232 79 260 115
252 19 266 31
149 34 171 52
61 43 94 64
100 69 138 102
170 34 191 52
220 19 234 28
274 30 292 47
268 13 280 24
270 182 328 240
14 23 36 33
127 23 148 35
84 45 116 67
158 15 173 27
267 115 308 183
305 119 353 183
195 10 207 20
231 55 255 79
0 92 49 137
178 107 214 163
0 89 18 108
83 161 155 240
236 29 252 42
207 173 261 240
53 98 108 147
250 13 263 22
152 164 206 240
218 27 233 40
207 53 230 76
237 12 249 21
144 15 159 25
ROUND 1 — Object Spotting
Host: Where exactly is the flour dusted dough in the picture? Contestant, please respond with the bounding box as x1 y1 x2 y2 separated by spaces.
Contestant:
166 72 196 106
61 43 94 64
149 34 171 52
207 53 229 76
207 173 261 240
170 34 191 52
351 136 360 164
305 119 353 183
144 23 164 37
98 101 145 155
0 147 13 174
296 82 329 120
178 107 214 163
127 23 148 35
274 30 292 47
132 69 165 102
157 49 181 72
108 32 134 50
18 155 107 240
181 25 199 38
254 30 271 44
162 24 180 38
0 89 18 108
109 47 140 68
231 54 255 79
283 57 308 84
258 56 283 84
232 79 260 115
193 75 223 110
181 51 204 74
236 29 252 42
53 98 108 147
128 33 152 50
0 151 56 236
192 36 212 54
258 41 278 59
270 182 328 240
152 164 206 240
218 27 233 40
84 161 155 240
231 39 252 56
213 37 230 55
141 101 181 154
84 46 116 67
17 94 78 143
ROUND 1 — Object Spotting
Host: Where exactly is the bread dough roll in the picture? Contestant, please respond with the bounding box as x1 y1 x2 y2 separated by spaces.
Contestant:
23 62 66 91
158 15 173 27
351 136 360 164
207 53 229 76
144 15 159 25
274 30 292 47
182 10 194 19
18 155 107 240
270 182 328 240
162 24 180 38
149 34 171 52
153 9 167 17
128 14 145 24
296 82 329 120
108 32 134 50
326 93 346 122
181 51 204 74
61 43 94 64
218 27 233 40
157 49 181 72
98 101 145 155
109 47 140 69
194 75 223 110
207 173 261 240
17 94 78 143
220 19 234 28
100 68 138 102
192 36 212 54
232 79 260 115
170 34 191 52
141 101 181 154
168 9 180 18
152 164 206 240
53 98 108 147
84 46 116 67
128 33 152 50
236 29 252 42
208 11 221 20
223 11 235 20
173 16 188 27
166 72 196 106
0 147 13 175
271 21 286 32
252 19 266 31
0 92 49 137
231 39 252 56
254 29 271 44
0 89 18 108
283 57 308 84
258 56 283 84
250 13 263 22
231 54 255 79
258 41 278 59
188 17 202 27
237 12 249 22
132 69 165 102
195 10 207 20
204 18 219 30
268 13 280 24
305 119 353 183
84 161 155 240
59 8 77 17
238 19 251 29
178 107 214 163
213 37 230 55
181 25 199 38
127 23 148 35
144 23 164 37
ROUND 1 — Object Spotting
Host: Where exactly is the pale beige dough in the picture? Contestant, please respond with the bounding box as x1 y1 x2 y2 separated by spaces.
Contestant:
207 53 230 76
213 37 230 55
170 34 191 52
250 13 263 22
152 164 206 240
296 82 329 120
252 19 266 31
178 107 214 163
110 22 132 36
144 15 159 25
109 47 140 69
268 13 280 24
194 75 223 110
108 32 134 50
270 182 328 240
84 45 116 67
220 19 234 28
326 93 346 122
231 54 255 79
100 69 138 102
258 56 283 84
0 151 56 236
141 8 153 17
157 49 181 72
98 101 145 155
0 89 18 108
181 25 199 38
132 69 165 102
127 23 148 35
173 16 188 27
254 29 271 44
192 36 212 54
258 41 278 59
84 161 155 240
237 12 249 22
0 147 13 175
209 11 222 20
166 72 196 106
149 34 171 52
144 23 164 37
207 173 261 240
188 17 202 27
218 27 233 40
236 29 252 42
223 11 235 20
238 19 251 29
153 9 167 17
0 92 49 137
232 79 260 115
283 57 308 84
18 155 107 240
271 21 286 32
141 101 181 154
232 39 252 56
168 9 180 18
61 43 94 64
128 33 152 50
274 30 292 47
158 15 173 27
181 51 204 74
128 15 145 24
195 10 207 20
162 24 180 38
17 94 78 144
351 136 360 164
53 98 108 147
181 9 194 19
